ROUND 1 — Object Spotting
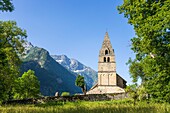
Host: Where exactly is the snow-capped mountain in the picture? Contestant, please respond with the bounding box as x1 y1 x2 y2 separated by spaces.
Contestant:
51 55 98 89
21 47 81 96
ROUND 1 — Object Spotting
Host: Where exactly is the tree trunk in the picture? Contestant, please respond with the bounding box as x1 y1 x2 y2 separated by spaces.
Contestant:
81 87 86 95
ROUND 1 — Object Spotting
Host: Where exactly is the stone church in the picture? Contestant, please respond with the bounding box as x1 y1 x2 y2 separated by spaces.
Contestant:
87 32 126 94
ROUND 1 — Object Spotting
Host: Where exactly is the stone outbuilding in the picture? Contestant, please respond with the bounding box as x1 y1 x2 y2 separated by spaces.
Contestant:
87 32 126 94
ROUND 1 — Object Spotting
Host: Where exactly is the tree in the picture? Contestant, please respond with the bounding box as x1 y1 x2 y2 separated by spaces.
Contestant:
75 75 86 95
125 84 138 105
0 0 27 102
137 85 148 101
14 70 40 99
0 0 14 12
118 1 170 102
0 21 27 102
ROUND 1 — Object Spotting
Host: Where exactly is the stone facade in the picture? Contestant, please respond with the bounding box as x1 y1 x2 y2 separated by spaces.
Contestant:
87 32 126 94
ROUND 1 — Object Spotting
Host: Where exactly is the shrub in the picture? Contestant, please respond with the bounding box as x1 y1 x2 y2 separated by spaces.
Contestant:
61 92 70 96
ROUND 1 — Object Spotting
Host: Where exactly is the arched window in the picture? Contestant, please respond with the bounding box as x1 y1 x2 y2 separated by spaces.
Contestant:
104 57 106 62
105 50 108 55
107 57 110 62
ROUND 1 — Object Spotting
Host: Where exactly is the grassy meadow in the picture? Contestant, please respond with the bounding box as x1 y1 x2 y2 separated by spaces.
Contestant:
0 99 170 113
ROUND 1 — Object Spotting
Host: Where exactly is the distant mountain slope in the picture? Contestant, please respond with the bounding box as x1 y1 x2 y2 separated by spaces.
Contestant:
21 46 81 96
51 55 97 89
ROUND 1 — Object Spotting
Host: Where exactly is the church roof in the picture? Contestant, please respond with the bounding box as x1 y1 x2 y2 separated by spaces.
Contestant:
116 73 127 83
104 32 110 41
100 32 114 56
89 83 98 90
102 32 111 46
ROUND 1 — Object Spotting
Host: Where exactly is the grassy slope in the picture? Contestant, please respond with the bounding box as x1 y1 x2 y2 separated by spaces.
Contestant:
0 100 170 113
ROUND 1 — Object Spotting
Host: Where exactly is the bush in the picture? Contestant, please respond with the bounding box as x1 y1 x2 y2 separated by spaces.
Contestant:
61 92 70 96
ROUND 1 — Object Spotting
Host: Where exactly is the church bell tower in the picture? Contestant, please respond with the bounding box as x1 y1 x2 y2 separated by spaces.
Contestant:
87 31 126 94
98 32 117 86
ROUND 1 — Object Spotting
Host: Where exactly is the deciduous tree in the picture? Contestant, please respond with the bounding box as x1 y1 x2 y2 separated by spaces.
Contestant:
75 75 86 95
0 0 14 12
0 21 27 102
118 0 170 102
0 0 27 102
125 84 138 105
14 70 40 99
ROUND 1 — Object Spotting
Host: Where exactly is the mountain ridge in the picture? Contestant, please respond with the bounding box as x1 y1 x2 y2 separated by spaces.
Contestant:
21 41 97 95
21 46 81 96
51 55 97 89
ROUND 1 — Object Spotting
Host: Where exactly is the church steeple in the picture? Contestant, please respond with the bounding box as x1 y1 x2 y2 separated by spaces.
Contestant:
100 32 114 56
86 31 126 94
102 32 111 48
104 32 110 41
104 32 109 41
98 32 116 86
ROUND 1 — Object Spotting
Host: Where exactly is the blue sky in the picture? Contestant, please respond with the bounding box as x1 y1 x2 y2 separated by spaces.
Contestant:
0 0 135 84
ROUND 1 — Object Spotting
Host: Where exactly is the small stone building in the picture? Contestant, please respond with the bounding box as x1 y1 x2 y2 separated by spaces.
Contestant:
87 32 126 94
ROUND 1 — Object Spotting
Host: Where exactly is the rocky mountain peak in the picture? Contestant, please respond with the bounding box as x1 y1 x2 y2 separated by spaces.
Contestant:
22 40 34 54
51 55 97 89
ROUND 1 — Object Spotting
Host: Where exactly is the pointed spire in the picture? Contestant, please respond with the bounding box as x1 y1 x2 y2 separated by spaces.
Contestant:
102 32 111 48
104 32 110 41
100 32 114 56
105 31 108 36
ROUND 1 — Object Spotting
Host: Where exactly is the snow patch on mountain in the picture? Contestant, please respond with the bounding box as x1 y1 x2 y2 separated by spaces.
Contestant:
51 55 97 89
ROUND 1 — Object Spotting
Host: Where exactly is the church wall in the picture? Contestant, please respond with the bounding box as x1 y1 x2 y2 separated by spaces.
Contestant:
103 74 108 85
99 73 108 85
98 73 117 86
98 62 116 72
87 85 125 94
98 73 101 85
98 55 115 62
117 76 124 88
108 73 116 85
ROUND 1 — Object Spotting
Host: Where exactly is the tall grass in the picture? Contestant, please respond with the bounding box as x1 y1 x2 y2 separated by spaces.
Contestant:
0 99 169 113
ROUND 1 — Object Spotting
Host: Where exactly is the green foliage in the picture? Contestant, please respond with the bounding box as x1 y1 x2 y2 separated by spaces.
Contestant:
137 85 147 101
61 92 70 97
14 70 40 99
0 21 27 102
0 1 28 102
0 0 14 12
118 0 170 102
75 75 85 88
125 84 138 105
75 75 86 95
